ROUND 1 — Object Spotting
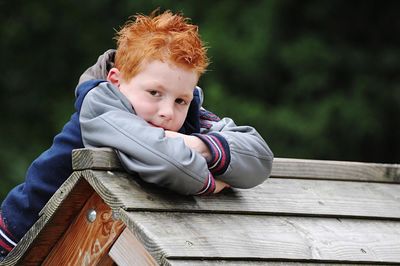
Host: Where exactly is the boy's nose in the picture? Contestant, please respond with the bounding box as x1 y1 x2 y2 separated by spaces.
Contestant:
158 102 174 120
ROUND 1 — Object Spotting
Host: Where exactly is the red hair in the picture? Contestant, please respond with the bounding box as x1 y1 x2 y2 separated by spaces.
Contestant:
114 10 209 80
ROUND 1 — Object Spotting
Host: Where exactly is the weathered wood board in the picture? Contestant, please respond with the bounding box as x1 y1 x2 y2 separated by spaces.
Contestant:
72 148 400 183
121 211 400 264
272 158 400 182
43 193 125 265
2 147 400 266
79 170 400 219
109 227 158 266
0 172 93 266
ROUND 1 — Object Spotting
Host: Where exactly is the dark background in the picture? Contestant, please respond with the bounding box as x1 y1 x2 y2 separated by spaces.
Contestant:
1 0 399 200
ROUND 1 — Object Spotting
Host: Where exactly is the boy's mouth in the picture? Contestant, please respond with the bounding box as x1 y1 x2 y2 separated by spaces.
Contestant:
148 121 166 130
148 122 159 127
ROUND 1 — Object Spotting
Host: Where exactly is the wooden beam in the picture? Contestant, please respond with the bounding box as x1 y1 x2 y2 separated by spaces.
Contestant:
72 147 122 171
42 192 125 265
166 260 368 265
81 170 400 220
1 172 92 265
72 148 400 183
97 253 117 266
121 210 400 264
272 157 400 183
109 227 159 266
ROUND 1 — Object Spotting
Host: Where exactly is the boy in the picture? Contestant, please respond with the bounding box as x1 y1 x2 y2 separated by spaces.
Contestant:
0 10 273 260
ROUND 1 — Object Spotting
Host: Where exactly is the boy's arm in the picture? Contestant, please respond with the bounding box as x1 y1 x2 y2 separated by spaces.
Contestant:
79 82 216 195
164 130 212 161
164 130 231 193
194 111 274 189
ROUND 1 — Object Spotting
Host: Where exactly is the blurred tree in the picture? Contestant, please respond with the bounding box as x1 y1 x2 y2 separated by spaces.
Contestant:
1 0 399 201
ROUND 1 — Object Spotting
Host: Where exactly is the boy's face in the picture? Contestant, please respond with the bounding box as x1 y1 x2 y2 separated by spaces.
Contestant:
108 60 198 132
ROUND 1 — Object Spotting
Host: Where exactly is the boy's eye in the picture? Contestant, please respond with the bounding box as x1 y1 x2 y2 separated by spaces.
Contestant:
149 90 161 96
175 98 188 105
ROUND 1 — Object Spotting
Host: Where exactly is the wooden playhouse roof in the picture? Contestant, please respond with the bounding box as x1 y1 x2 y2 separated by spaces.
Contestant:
1 147 400 265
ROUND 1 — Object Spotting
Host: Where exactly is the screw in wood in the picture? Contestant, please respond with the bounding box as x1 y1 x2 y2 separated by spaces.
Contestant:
87 209 97 223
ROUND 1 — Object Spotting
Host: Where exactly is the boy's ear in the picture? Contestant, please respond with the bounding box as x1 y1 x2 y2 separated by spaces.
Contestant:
107 68 121 87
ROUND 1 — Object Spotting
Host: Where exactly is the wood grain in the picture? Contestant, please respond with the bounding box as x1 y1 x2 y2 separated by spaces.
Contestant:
121 211 400 264
273 158 400 183
81 170 126 210
97 253 117 266
167 260 378 266
72 147 122 171
42 193 125 265
71 148 400 182
0 214 50 266
0 172 92 266
3 147 400 265
81 170 400 219
109 227 159 266
39 171 84 217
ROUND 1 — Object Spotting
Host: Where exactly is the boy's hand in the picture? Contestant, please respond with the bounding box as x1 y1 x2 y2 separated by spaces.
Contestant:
165 131 212 161
164 131 230 194
214 179 230 194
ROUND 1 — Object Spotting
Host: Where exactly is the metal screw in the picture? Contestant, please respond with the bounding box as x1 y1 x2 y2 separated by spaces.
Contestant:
87 209 97 223
112 210 120 221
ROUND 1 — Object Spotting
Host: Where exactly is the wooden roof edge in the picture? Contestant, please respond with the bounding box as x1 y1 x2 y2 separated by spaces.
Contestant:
0 172 94 266
118 208 168 265
39 169 126 218
39 171 82 217
0 168 128 265
79 169 126 210
1 149 399 265
72 148 400 183
0 212 50 266
72 147 122 171
272 158 400 183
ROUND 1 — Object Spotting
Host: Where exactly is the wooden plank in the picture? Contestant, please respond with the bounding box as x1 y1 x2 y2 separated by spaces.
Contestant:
43 193 125 265
83 170 400 219
97 254 117 266
0 172 92 266
81 170 126 210
72 147 122 171
121 211 400 264
109 227 159 266
0 215 50 266
167 260 378 265
72 148 400 183
272 158 400 183
39 170 85 217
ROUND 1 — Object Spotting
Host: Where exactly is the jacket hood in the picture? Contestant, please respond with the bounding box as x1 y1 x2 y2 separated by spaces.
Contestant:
75 49 116 97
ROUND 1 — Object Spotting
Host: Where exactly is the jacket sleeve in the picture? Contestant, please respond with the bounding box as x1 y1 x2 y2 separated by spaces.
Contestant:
194 109 274 189
79 82 215 195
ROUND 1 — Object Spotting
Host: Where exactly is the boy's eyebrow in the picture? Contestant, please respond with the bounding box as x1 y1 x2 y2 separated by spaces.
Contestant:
181 91 194 100
153 82 194 100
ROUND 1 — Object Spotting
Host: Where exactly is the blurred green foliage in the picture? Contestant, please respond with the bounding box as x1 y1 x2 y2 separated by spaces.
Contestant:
1 0 399 200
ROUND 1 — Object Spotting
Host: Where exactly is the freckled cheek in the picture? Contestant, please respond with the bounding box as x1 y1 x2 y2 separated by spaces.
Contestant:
175 112 188 128
133 102 158 119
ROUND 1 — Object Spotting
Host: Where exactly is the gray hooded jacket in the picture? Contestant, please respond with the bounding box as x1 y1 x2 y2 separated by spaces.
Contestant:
78 50 274 195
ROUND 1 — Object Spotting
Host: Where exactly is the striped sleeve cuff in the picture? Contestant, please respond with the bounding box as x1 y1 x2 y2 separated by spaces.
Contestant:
0 213 17 256
195 172 216 195
193 132 231 176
